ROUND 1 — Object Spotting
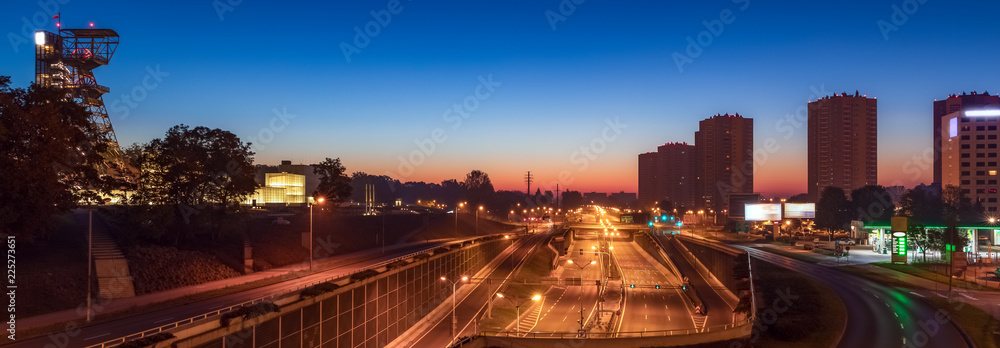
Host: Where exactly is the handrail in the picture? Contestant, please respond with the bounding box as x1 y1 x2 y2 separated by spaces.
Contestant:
85 232 516 348
479 316 754 339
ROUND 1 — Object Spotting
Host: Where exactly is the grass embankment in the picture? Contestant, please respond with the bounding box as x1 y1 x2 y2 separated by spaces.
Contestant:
477 240 556 332
842 264 1000 348
870 262 1000 292
752 261 847 348
18 213 85 317
747 245 823 264
250 213 517 271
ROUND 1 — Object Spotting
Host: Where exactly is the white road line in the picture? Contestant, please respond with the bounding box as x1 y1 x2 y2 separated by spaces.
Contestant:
153 317 174 323
84 333 110 340
909 291 926 298
958 292 978 300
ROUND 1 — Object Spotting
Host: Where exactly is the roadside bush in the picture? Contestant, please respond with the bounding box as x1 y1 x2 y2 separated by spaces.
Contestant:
386 260 409 270
300 282 340 298
220 302 281 326
119 332 175 348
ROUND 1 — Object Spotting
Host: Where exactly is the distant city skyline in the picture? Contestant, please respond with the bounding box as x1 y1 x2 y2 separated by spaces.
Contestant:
4 1 1000 196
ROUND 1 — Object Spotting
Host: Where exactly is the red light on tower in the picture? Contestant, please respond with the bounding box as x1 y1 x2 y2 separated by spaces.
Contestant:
56 23 61 27
90 23 94 27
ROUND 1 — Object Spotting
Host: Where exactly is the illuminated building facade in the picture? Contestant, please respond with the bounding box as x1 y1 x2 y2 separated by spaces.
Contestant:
940 109 1000 213
245 172 307 206
933 92 1000 185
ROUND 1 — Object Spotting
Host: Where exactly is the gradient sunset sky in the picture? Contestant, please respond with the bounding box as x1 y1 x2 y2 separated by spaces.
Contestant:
3 0 1000 197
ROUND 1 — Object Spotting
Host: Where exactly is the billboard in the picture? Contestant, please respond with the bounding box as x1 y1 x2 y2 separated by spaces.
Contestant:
783 203 816 219
745 204 781 221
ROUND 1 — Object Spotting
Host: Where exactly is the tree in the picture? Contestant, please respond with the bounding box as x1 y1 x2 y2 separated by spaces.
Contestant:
850 185 894 223
906 225 930 262
561 190 583 210
815 186 851 232
461 170 494 208
941 185 978 256
787 193 809 203
899 184 943 224
0 77 117 240
657 200 674 214
313 157 352 203
133 125 257 242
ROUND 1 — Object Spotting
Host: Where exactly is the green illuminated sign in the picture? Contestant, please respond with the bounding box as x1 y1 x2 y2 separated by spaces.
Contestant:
895 236 906 256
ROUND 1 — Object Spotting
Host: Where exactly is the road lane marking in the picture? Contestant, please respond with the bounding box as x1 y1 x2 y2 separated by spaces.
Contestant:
85 333 110 340
909 291 926 298
153 317 175 323
958 292 978 300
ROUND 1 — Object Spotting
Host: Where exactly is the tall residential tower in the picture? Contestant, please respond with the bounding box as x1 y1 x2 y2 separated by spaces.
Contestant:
695 114 753 212
933 92 1000 185
807 92 878 202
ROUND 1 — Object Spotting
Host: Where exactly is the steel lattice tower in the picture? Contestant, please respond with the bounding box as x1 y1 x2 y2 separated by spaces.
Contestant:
34 28 128 177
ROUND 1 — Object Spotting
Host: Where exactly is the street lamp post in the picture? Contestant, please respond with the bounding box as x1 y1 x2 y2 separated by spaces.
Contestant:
442 275 468 342
309 197 324 271
476 206 483 234
497 293 540 336
567 259 596 332
456 203 464 234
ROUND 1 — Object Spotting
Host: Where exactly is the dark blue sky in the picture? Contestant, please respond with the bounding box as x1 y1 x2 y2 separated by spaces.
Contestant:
3 0 1000 195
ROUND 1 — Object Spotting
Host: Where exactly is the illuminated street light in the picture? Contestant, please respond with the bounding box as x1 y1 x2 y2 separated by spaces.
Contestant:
309 197 325 271
441 276 469 342
496 293 541 336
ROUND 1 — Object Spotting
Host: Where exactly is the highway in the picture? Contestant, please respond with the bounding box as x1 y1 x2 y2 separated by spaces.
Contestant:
528 237 602 334
561 211 700 335
14 239 483 348
615 239 696 333
395 228 553 347
652 233 736 327
738 245 972 348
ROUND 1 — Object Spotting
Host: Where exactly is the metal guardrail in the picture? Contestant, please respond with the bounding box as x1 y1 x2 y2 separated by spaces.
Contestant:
85 233 514 348
479 317 754 339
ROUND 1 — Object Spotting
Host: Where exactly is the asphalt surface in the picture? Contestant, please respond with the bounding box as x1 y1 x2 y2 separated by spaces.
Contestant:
14 239 461 348
529 237 602 334
615 239 695 333
738 246 972 348
398 230 553 347
654 233 736 327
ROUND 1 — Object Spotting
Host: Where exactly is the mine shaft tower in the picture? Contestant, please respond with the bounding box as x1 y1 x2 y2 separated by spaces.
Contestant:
34 27 127 176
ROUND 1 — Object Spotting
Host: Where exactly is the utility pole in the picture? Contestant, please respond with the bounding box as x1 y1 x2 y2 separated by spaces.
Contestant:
556 183 560 210
524 171 533 195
